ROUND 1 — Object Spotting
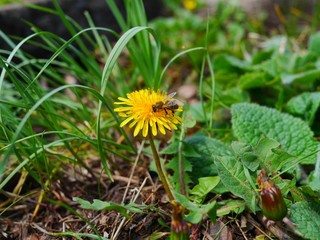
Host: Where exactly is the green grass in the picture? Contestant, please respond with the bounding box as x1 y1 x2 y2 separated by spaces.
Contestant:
0 0 13 6
1 0 320 239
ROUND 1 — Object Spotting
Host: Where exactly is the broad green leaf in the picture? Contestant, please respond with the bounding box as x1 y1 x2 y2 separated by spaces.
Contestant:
254 137 295 172
262 35 288 51
309 175 320 191
182 109 197 128
160 141 180 154
238 72 271 90
214 156 256 212
166 154 192 193
189 176 220 203
286 92 320 125
253 54 292 77
290 201 320 240
218 87 250 105
73 197 142 218
184 136 232 182
231 103 318 164
189 103 206 122
253 58 279 77
214 54 250 71
292 52 317 71
252 49 274 65
281 69 320 85
216 200 246 217
175 193 217 224
231 141 259 172
308 31 320 56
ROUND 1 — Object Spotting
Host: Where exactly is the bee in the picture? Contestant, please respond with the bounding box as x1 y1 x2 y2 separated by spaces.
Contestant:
152 92 179 115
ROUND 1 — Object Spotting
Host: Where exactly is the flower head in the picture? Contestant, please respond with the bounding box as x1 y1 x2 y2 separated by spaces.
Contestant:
257 169 287 221
183 0 197 10
114 89 183 137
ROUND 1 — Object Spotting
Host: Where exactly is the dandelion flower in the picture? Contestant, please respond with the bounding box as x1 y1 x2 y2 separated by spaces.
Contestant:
183 0 197 10
114 89 183 137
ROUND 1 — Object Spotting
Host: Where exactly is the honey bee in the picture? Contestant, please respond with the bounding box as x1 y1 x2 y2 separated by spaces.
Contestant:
152 92 179 115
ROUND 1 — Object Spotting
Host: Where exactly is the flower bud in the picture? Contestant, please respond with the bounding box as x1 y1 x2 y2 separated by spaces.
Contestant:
257 169 287 221
170 201 189 240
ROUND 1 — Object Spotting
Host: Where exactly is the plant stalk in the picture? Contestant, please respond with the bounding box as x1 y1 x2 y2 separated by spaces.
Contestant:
148 134 174 201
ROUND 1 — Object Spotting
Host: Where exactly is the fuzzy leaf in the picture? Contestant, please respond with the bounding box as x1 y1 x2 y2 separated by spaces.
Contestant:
231 103 318 164
290 201 320 240
214 156 256 212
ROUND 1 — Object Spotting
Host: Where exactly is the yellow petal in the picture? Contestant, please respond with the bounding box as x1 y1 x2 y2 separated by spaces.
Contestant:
133 123 141 136
158 122 166 135
142 121 149 137
120 115 134 127
152 122 157 136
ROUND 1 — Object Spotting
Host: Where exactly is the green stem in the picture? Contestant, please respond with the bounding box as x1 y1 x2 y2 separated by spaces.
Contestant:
148 134 174 201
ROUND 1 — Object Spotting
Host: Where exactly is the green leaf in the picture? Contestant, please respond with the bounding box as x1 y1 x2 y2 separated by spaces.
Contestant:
252 49 274 65
214 156 256 212
231 103 318 164
231 142 259 171
182 108 197 128
214 54 250 71
189 176 220 203
290 201 320 240
73 197 142 219
253 57 281 77
238 72 271 90
308 31 320 56
281 69 320 85
166 154 192 193
181 141 202 158
184 136 232 182
160 141 180 154
216 200 246 217
286 92 320 125
175 193 217 224
189 103 206 122
309 175 320 191
254 137 295 172
219 87 250 105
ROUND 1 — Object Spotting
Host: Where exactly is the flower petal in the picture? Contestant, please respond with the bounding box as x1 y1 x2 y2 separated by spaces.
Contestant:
142 120 149 137
120 115 134 127
152 122 157 136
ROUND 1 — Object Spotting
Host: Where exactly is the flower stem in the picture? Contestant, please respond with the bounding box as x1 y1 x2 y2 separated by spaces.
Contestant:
148 134 175 201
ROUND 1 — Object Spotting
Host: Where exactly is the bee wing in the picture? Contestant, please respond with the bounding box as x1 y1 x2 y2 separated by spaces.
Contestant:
166 100 178 106
166 92 177 99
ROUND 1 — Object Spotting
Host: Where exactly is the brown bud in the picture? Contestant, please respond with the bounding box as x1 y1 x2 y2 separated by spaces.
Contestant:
170 201 189 240
257 169 287 221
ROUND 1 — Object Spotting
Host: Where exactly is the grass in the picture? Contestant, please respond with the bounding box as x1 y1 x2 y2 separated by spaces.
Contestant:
1 0 320 239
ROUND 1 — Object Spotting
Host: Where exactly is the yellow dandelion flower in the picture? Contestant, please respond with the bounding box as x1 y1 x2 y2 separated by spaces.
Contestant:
114 89 183 137
183 0 197 11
